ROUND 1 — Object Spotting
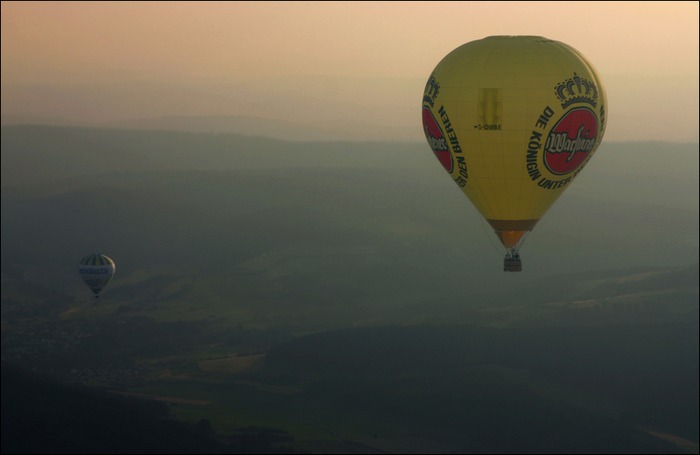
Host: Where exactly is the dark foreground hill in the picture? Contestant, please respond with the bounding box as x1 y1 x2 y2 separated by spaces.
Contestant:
1 362 300 454
3 319 696 454
260 324 698 452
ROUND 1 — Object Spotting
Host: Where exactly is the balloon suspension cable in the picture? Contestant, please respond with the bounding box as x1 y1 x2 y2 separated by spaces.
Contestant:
512 231 530 252
479 217 505 255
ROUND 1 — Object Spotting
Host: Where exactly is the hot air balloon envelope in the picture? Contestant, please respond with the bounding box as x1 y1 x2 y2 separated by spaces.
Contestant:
422 36 607 271
78 253 115 298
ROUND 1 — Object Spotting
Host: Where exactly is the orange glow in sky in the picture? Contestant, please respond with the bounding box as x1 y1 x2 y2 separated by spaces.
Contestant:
2 1 698 142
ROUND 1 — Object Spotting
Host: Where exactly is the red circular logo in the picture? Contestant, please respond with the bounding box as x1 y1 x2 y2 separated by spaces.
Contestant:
544 108 598 175
422 107 453 173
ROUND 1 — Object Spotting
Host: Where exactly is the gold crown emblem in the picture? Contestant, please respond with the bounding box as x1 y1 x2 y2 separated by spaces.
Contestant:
423 75 440 108
554 73 598 109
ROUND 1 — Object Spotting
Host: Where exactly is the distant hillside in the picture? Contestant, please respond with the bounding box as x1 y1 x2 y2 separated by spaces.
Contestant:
0 125 426 187
2 167 697 317
108 114 408 142
1 126 698 330
2 126 698 208
1 114 357 142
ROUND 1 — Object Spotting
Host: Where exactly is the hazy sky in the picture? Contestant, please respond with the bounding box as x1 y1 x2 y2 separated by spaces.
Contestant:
2 1 698 142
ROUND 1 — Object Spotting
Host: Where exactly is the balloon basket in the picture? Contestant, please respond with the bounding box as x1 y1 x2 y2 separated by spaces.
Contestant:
503 251 522 272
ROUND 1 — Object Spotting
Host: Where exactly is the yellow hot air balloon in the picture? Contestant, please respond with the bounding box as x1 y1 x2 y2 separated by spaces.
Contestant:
422 36 607 272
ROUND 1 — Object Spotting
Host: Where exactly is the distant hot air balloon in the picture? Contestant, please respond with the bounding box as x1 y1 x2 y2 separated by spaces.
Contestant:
78 253 115 298
422 36 607 271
